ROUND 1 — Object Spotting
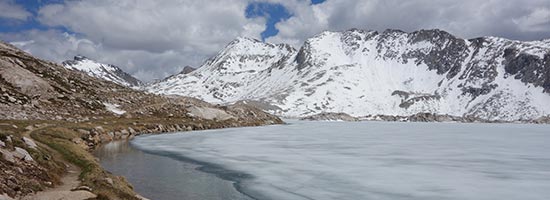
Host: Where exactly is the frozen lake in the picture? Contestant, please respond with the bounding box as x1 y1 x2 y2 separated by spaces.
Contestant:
130 120 550 200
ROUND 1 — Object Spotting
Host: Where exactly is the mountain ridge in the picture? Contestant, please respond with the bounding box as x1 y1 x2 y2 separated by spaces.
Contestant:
62 55 143 87
148 28 550 121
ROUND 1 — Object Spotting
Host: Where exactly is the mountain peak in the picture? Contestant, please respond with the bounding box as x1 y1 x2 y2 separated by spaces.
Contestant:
74 55 90 61
148 28 550 121
179 66 196 75
62 56 142 87
228 37 263 46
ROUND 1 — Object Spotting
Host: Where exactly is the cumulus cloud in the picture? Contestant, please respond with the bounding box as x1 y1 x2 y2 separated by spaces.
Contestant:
2 29 212 82
37 0 264 53
268 0 550 47
3 0 266 82
1 0 549 82
0 0 32 21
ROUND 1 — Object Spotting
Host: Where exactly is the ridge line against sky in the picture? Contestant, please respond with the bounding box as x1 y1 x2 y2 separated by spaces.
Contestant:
0 0 549 82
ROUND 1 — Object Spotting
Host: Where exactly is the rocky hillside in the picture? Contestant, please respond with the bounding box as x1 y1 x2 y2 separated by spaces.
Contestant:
0 40 283 200
0 41 282 124
148 29 550 121
62 56 142 87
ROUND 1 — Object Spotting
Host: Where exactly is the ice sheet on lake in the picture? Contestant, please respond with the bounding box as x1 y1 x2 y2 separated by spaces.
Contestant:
132 121 550 200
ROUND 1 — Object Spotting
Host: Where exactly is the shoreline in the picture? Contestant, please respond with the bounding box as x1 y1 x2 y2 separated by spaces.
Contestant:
1 116 282 199
3 117 547 199
96 138 261 200
128 135 262 200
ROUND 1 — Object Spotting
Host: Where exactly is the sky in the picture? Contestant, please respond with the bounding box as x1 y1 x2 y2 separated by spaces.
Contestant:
0 0 549 82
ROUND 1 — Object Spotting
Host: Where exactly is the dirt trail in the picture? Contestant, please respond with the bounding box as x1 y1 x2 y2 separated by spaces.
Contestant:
19 125 96 200
21 164 96 200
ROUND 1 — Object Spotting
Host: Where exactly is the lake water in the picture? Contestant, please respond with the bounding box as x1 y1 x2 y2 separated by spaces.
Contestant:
98 120 550 200
95 141 253 200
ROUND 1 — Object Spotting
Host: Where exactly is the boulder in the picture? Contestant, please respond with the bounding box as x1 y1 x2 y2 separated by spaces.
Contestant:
13 147 33 162
120 129 129 136
128 127 136 135
93 126 105 133
0 148 16 163
22 137 38 149
104 178 114 186
76 129 90 135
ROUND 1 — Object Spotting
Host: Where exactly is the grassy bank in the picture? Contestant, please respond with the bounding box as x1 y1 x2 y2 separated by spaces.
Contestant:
0 116 281 199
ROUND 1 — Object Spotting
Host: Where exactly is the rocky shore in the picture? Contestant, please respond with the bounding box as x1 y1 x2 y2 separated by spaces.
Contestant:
300 112 359 122
1 114 282 200
0 40 283 200
361 113 550 124
301 112 550 124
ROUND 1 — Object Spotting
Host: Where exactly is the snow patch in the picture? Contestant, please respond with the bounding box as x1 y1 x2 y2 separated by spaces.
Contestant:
103 103 126 115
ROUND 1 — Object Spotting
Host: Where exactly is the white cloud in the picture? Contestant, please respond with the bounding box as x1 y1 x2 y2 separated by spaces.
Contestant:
267 0 550 47
514 7 550 32
2 0 548 83
2 29 210 82
0 0 32 20
3 0 268 82
37 0 264 53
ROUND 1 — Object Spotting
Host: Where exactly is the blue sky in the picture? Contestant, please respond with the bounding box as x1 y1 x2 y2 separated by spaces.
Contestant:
0 0 63 32
245 0 325 40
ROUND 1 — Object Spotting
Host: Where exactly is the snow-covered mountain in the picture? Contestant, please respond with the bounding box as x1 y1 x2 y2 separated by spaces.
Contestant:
63 56 142 87
147 29 550 121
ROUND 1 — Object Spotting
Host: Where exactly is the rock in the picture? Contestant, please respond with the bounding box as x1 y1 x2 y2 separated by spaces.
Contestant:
156 124 164 132
6 136 12 142
301 112 359 121
71 138 83 144
76 129 90 135
0 149 15 163
24 125 33 131
120 129 129 136
93 126 105 133
0 140 5 147
100 134 113 143
71 186 92 192
22 137 38 149
7 96 16 103
104 178 114 186
187 106 236 120
13 147 33 162
0 193 15 200
128 127 136 135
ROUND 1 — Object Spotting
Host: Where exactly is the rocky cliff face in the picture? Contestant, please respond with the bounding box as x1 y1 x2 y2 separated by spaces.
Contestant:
62 56 142 87
148 29 550 121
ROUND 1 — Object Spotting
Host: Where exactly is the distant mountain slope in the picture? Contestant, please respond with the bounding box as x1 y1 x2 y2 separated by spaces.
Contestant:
0 41 282 125
62 56 142 87
147 29 550 121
